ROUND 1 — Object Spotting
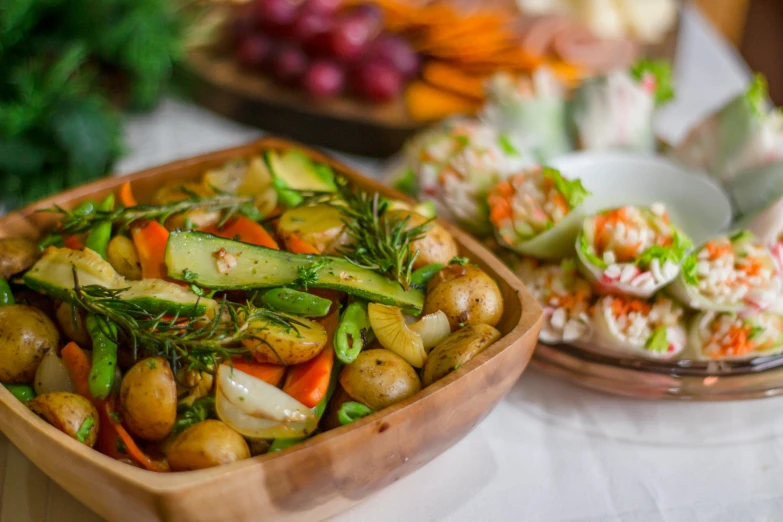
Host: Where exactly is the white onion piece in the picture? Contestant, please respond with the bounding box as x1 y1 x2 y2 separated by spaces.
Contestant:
217 364 315 423
34 350 75 395
215 391 313 440
409 311 451 352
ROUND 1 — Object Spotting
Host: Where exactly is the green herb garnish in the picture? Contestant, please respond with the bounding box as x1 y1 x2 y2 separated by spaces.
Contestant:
449 256 470 266
173 396 216 435
542 167 590 209
498 135 519 156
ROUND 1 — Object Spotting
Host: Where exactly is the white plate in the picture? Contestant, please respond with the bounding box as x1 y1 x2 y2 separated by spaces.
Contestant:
549 151 733 245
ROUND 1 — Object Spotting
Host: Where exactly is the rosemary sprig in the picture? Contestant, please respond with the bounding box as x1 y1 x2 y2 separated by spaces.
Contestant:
41 193 257 237
334 181 432 290
70 269 303 372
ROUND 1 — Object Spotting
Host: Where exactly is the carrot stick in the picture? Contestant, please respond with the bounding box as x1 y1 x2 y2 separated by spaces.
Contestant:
405 81 482 122
60 342 168 471
119 182 138 207
203 216 279 249
282 305 339 408
283 234 321 255
231 358 286 386
131 220 170 280
63 235 85 250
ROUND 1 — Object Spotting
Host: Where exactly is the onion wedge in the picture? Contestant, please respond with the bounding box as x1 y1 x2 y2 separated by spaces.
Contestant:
215 391 314 440
368 303 427 367
409 311 451 352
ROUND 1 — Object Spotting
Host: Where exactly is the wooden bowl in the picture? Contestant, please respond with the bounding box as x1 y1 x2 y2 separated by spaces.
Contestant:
0 137 542 522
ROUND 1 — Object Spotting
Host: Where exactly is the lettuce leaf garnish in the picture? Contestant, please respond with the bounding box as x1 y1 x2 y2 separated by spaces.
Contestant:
745 74 769 118
729 229 754 245
645 326 669 353
681 254 699 286
543 167 590 209
630 59 674 106
579 232 607 269
636 229 693 268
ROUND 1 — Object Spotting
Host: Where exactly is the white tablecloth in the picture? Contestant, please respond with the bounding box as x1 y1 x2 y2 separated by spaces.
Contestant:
2 6 773 522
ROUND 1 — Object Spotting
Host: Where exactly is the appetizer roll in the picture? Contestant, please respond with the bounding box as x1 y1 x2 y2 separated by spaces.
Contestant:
399 118 534 235
570 60 674 153
686 311 783 361
488 166 590 259
576 204 691 297
481 68 573 162
672 74 783 184
670 231 782 312
590 294 687 360
515 258 594 344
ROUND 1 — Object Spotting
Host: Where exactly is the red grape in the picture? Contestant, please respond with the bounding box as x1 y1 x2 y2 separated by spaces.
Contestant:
351 59 402 102
326 14 376 62
256 0 299 37
303 60 346 99
367 34 420 79
236 33 275 69
271 45 309 84
346 4 383 34
231 4 259 46
292 8 333 46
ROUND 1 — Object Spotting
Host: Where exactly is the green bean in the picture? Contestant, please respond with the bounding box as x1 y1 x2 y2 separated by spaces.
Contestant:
3 383 35 402
334 300 372 365
268 361 344 453
73 200 96 216
259 287 331 317
337 402 373 426
410 263 444 290
85 194 115 259
86 314 118 400
0 278 14 306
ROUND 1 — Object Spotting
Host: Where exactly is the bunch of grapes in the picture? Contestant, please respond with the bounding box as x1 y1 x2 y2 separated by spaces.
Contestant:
232 0 421 102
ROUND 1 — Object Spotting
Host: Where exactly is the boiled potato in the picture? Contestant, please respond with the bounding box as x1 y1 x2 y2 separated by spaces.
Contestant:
154 182 220 229
119 357 177 441
422 324 501 386
0 304 60 383
423 265 503 330
106 236 142 280
243 314 327 365
28 392 99 447
385 210 458 269
0 238 41 279
167 420 250 471
55 301 92 348
339 349 421 411
278 204 347 254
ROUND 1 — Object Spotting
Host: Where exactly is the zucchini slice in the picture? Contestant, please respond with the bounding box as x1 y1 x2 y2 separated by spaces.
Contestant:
265 150 337 207
25 247 216 317
165 231 425 312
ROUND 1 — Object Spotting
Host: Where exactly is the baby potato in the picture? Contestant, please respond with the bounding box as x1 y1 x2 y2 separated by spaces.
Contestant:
385 210 458 269
0 304 60 383
339 349 421 411
278 204 347 254
243 314 327 365
167 420 250 471
106 236 142 280
423 265 504 330
119 357 177 441
422 324 501 386
55 301 92 348
0 238 41 279
28 392 99 447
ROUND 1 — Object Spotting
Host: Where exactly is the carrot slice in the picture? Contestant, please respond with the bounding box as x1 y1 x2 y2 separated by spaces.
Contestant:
405 81 481 122
230 358 286 386
119 182 138 207
203 216 279 249
283 234 321 255
422 61 486 100
63 235 85 250
131 220 170 280
282 304 340 408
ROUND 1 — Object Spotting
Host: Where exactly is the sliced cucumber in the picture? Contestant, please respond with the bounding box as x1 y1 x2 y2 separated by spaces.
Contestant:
265 150 337 207
165 231 424 312
25 247 216 317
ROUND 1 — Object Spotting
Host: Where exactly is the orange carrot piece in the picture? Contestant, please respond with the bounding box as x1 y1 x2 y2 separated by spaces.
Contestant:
283 234 321 255
61 342 93 399
104 402 169 472
119 182 138 207
282 305 339 408
203 216 279 249
131 220 170 280
231 358 286 386
63 235 85 250
405 81 481 122
422 61 486 100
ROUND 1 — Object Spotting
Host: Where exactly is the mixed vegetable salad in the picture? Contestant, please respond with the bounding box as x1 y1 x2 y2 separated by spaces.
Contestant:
0 148 505 472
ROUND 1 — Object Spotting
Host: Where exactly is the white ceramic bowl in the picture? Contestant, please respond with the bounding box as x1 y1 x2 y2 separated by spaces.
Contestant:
549 151 733 245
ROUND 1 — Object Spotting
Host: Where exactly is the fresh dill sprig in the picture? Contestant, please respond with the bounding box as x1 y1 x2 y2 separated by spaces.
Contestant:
333 180 432 290
70 269 303 372
41 193 256 238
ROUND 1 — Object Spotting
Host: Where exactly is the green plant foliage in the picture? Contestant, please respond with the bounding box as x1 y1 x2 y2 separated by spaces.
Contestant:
0 0 181 207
